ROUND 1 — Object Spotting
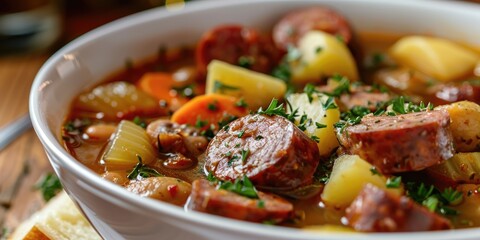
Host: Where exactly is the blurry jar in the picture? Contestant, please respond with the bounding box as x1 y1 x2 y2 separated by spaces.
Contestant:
0 0 62 54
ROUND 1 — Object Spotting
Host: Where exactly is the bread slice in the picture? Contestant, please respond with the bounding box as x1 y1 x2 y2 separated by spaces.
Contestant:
9 191 101 240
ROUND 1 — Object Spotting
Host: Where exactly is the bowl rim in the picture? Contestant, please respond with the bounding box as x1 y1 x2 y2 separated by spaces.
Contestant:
30 0 480 239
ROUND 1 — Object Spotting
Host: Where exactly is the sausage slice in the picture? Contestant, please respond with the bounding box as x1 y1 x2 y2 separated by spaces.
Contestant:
205 114 320 190
196 25 280 74
273 7 353 51
346 184 452 232
186 179 293 223
339 110 454 173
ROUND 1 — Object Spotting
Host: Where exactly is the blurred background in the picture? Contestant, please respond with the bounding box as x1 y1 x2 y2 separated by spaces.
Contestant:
0 0 190 55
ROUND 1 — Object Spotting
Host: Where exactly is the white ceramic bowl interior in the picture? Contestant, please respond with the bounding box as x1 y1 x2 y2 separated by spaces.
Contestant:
30 0 480 239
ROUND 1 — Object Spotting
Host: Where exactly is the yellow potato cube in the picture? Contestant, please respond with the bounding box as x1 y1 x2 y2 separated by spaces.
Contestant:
206 60 287 111
389 36 479 82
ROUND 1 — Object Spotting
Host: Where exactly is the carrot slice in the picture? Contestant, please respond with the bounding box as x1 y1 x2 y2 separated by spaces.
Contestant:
171 94 248 129
138 72 176 101
138 72 204 110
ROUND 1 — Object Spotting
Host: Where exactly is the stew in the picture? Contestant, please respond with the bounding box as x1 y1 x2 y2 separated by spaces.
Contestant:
62 6 480 232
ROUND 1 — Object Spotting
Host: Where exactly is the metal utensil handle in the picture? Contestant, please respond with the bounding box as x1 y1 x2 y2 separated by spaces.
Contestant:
0 114 32 151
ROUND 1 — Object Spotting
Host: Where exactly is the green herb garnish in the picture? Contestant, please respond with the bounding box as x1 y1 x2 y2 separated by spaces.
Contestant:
127 155 162 180
237 130 245 138
370 166 380 176
133 116 147 129
207 101 219 111
217 175 259 199
240 149 250 164
35 173 63 202
213 80 240 93
235 98 248 108
386 176 402 188
238 56 254 69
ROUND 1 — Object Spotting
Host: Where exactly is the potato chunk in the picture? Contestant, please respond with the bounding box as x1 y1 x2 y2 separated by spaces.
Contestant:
321 155 402 208
427 152 480 184
287 93 340 156
289 30 359 85
126 177 192 206
206 60 286 111
389 36 479 82
101 120 156 170
75 81 164 120
435 101 480 152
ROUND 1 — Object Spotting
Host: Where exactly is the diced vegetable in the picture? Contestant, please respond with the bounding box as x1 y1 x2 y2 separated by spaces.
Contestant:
138 72 201 110
75 81 164 120
435 101 480 152
321 155 403 208
170 93 248 130
138 72 176 101
126 177 192 206
427 152 480 184
101 120 156 170
289 30 359 85
286 92 340 156
389 36 480 82
450 184 480 227
206 60 287 111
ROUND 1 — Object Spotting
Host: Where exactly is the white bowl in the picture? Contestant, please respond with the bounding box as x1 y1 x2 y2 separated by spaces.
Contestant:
30 0 480 239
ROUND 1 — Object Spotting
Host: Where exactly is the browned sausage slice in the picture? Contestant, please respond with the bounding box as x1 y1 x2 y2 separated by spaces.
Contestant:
273 7 353 51
186 179 293 223
339 110 454 174
346 184 452 232
205 114 320 190
196 25 280 74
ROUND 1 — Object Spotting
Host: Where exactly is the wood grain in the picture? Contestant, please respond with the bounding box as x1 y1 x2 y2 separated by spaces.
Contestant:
0 54 52 234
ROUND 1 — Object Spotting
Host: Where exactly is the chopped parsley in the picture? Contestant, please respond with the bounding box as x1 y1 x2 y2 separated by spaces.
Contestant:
227 155 240 166
315 122 327 129
127 155 162 180
441 187 463 205
405 182 462 216
35 173 63 202
322 75 351 97
240 149 250 164
386 176 402 188
365 52 386 69
218 113 238 130
257 200 265 208
238 56 254 69
258 99 288 117
315 46 323 53
255 135 264 140
64 118 91 135
215 175 259 199
388 96 434 115
335 34 345 43
195 118 208 128
271 62 291 83
213 80 239 93
235 98 248 108
237 130 245 138
303 84 318 103
133 116 147 129
310 135 320 143
370 166 381 176
207 101 219 111
200 124 216 140
322 96 337 110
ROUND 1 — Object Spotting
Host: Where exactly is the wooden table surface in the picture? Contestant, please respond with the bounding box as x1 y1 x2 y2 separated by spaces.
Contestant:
0 53 52 237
